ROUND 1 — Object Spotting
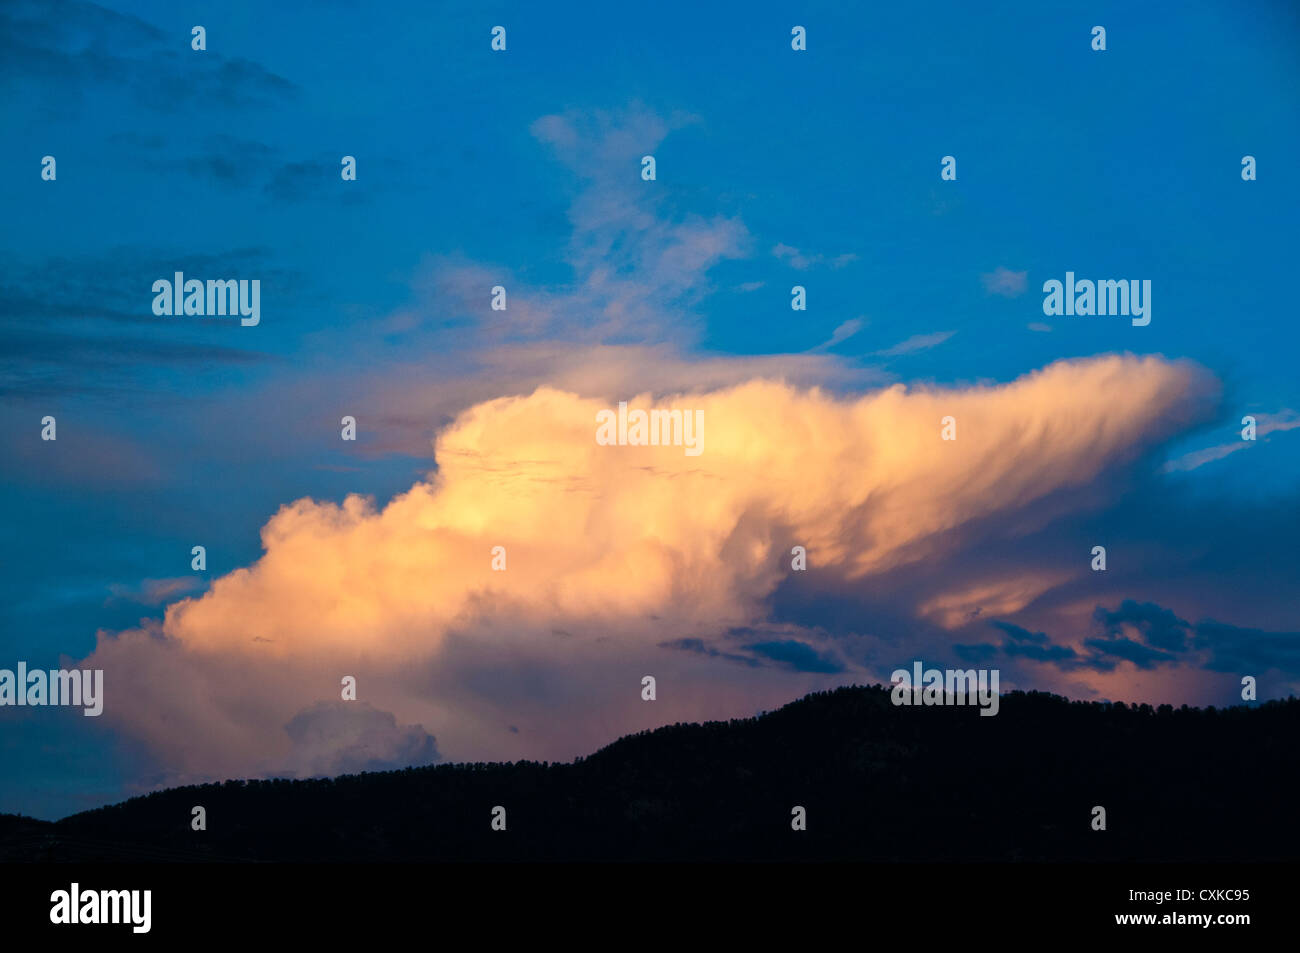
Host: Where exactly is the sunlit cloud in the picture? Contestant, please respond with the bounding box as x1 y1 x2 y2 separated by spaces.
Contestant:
84 353 1215 782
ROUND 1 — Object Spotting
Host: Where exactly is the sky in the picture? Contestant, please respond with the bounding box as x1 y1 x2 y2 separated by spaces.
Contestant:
1 0 1298 819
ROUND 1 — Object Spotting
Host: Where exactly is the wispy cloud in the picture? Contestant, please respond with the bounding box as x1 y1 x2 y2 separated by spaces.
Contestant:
106 577 203 607
982 267 1028 298
1162 410 1300 473
873 330 956 357
772 244 857 271
808 317 865 352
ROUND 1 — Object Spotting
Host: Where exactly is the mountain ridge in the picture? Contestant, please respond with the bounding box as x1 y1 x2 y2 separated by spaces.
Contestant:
3 685 1296 862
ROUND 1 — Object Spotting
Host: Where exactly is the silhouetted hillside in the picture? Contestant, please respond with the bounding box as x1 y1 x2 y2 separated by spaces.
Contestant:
3 686 1297 862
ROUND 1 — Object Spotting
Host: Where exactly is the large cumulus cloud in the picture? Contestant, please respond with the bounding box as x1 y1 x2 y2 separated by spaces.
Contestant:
83 353 1214 784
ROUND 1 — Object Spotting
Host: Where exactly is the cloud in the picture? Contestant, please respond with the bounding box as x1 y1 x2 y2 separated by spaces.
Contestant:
81 352 1215 781
771 244 857 271
0 0 298 113
1093 600 1190 652
982 267 1028 298
809 318 865 352
975 599 1300 681
169 355 1210 654
20 102 1249 796
106 577 202 607
873 331 956 357
530 104 697 182
249 104 861 461
0 247 283 404
1082 636 1178 670
456 105 752 343
1161 410 1300 473
1003 639 1080 664
955 621 1083 668
742 639 845 673
1194 620 1300 673
658 637 761 667
772 244 814 269
919 572 1073 629
1 424 165 488
952 643 999 663
35 104 871 485
283 701 439 777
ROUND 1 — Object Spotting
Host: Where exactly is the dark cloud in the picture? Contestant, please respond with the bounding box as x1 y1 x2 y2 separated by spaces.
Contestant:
1081 636 1178 671
657 637 760 667
1080 601 1300 676
0 247 290 400
105 133 282 188
659 631 847 673
990 620 1051 645
0 0 298 112
98 136 378 202
743 639 845 674
953 643 999 663
976 602 1300 678
1193 620 1300 674
2 246 277 324
1093 600 1191 652
1003 640 1081 665
261 153 391 204
965 621 1084 668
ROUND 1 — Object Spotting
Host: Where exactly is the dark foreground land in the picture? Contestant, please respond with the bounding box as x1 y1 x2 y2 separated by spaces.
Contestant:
2 686 1296 862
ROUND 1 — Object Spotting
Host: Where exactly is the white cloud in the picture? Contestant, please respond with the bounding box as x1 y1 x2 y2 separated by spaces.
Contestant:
1162 410 1300 473
873 330 956 357
982 267 1028 298
809 317 866 352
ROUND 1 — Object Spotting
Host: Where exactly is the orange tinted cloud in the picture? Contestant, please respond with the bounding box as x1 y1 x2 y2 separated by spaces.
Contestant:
85 353 1214 778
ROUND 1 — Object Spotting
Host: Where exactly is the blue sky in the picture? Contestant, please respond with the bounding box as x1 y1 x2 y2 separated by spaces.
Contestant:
1 0 1298 819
